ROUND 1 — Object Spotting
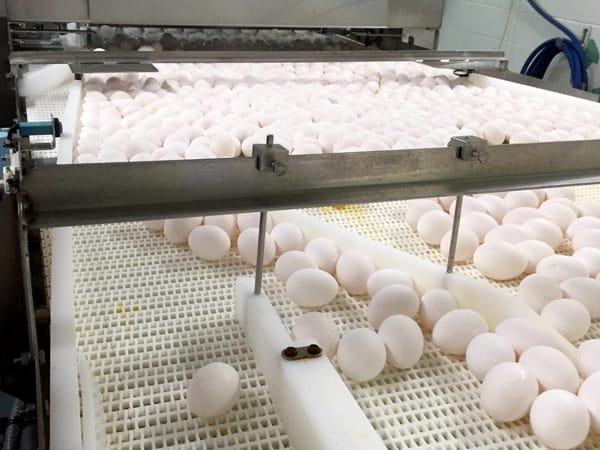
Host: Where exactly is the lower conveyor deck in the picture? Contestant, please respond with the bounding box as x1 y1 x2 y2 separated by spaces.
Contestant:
38 193 599 450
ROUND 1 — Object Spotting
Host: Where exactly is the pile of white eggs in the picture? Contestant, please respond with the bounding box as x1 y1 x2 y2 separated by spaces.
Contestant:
269 227 599 448
409 188 600 342
75 60 600 165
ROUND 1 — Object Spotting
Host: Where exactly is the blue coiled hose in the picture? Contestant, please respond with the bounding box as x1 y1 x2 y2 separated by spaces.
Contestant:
520 0 588 89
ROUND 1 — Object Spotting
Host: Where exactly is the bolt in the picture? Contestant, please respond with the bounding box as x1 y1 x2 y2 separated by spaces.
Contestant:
307 344 322 356
14 352 32 365
271 160 287 176
283 346 298 358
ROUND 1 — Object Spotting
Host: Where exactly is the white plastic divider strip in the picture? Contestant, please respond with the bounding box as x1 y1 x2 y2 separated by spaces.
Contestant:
270 210 577 361
49 81 83 450
49 226 82 450
235 277 386 450
79 354 108 450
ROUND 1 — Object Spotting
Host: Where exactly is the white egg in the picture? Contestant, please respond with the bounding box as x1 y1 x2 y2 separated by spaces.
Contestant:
98 149 128 163
303 238 339 274
124 139 159 159
76 153 99 163
573 247 600 277
274 250 318 283
187 362 240 418
129 152 152 162
517 274 563 313
286 268 338 308
545 196 580 215
577 339 600 378
209 133 241 158
515 240 555 274
437 196 455 212
336 328 387 382
473 241 527 280
536 255 588 283
481 120 506 145
367 284 419 329
236 212 273 232
530 390 590 450
439 228 479 262
188 225 230 261
572 228 600 251
477 194 508 222
419 289 458 331
366 268 415 297
560 277 600 319
522 218 563 250
502 207 543 225
432 309 488 355
578 371 600 433
237 228 276 266
416 210 452 246
466 332 515 381
519 345 580 393
292 312 339 359
405 199 442 230
270 222 305 255
504 190 539 209
539 202 577 232
335 249 376 296
460 212 498 242
164 217 203 244
544 187 576 201
566 216 600 239
378 315 424 369
495 317 558 355
484 224 534 244
449 196 487 216
204 214 236 239
541 299 591 342
577 199 600 218
480 362 538 422
143 219 164 232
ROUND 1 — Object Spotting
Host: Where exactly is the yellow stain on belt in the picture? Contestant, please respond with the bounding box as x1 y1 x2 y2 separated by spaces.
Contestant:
115 304 125 314
319 204 367 223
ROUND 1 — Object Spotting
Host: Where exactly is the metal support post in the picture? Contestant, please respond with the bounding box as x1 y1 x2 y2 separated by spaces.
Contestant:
446 194 463 273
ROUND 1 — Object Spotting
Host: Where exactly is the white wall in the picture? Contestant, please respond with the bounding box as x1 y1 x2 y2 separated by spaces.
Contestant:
438 0 600 89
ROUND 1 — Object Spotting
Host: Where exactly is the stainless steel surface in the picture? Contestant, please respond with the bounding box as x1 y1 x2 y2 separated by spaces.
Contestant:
69 63 157 73
90 0 386 28
6 0 88 22
10 49 506 65
254 210 268 295
475 68 600 102
7 0 442 28
446 194 463 274
387 0 444 28
19 140 600 228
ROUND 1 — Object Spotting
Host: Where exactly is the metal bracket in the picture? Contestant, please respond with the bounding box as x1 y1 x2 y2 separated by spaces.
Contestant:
252 135 290 176
281 344 323 360
449 136 489 163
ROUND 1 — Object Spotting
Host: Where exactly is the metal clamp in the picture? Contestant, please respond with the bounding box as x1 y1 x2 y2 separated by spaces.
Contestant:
450 136 489 163
252 135 289 176
281 344 323 360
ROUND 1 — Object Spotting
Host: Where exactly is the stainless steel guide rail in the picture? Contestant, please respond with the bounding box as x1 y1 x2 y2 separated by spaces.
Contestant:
19 139 600 229
9 49 507 66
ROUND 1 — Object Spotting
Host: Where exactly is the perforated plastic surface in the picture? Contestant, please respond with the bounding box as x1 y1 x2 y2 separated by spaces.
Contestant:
32 85 600 449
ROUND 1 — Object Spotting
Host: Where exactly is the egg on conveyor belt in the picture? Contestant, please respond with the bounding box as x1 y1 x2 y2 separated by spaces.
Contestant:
75 61 600 166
